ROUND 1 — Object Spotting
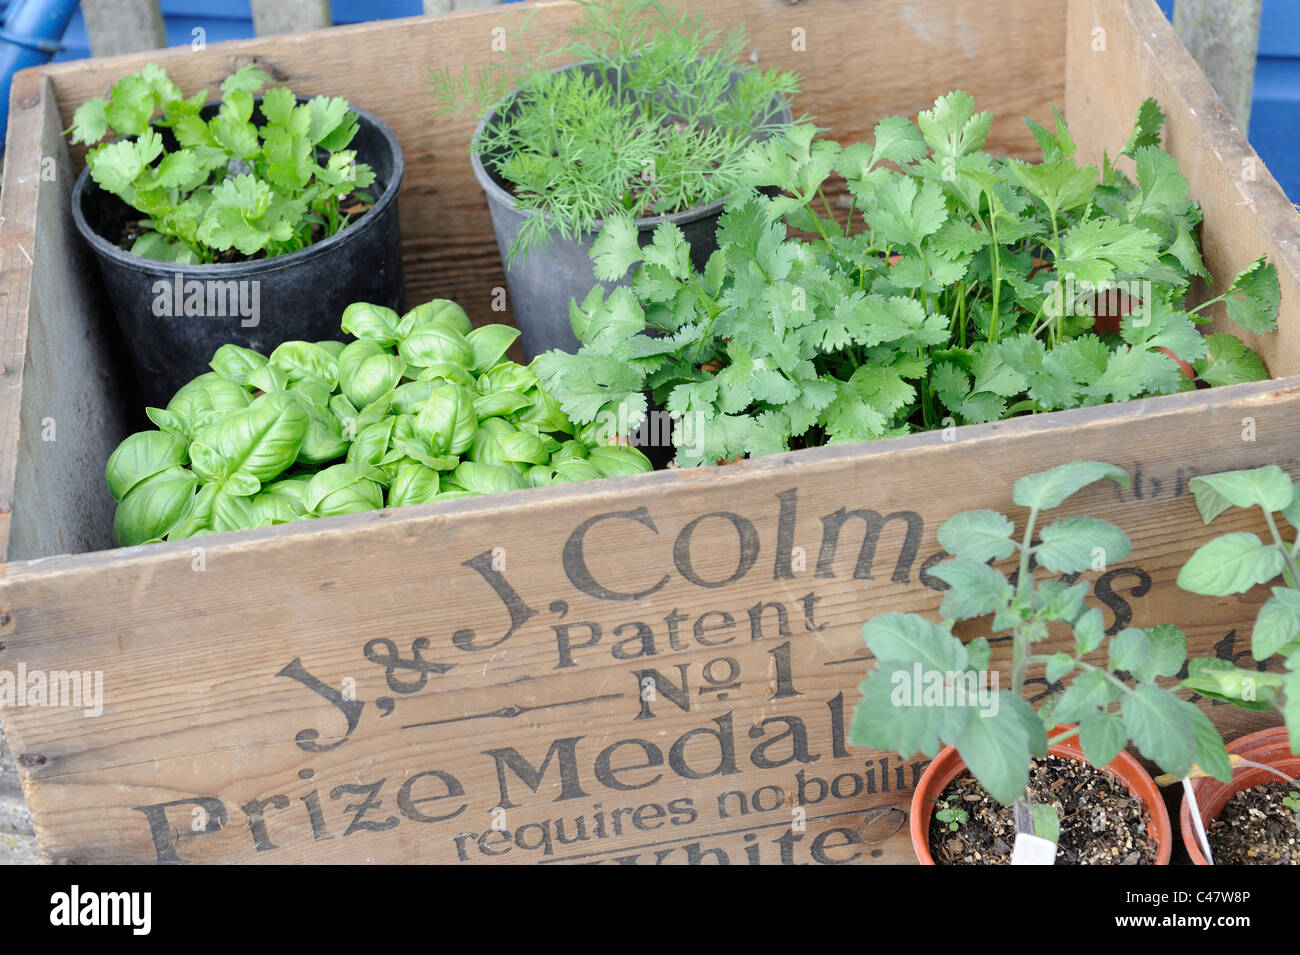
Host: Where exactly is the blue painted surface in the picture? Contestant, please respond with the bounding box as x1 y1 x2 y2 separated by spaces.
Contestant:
1 0 1294 198
1154 0 1298 201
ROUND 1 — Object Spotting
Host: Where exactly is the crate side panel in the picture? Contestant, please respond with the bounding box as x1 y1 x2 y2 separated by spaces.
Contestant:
8 81 131 563
1065 0 1300 376
0 380 1289 864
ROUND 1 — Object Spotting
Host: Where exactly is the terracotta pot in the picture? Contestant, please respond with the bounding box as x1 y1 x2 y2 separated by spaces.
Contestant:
909 724 1173 865
1180 725 1299 865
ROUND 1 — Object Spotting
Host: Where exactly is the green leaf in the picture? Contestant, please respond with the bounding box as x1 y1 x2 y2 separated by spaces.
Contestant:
954 691 1032 804
1008 158 1097 217
1109 627 1151 678
861 612 967 671
916 90 993 162
387 461 443 508
104 74 158 137
861 175 947 249
590 215 643 281
70 97 110 145
1132 145 1192 217
1078 710 1127 768
1073 607 1106 655
1122 683 1195 778
1057 219 1160 285
1145 624 1188 678
399 300 472 337
1222 256 1280 334
87 129 165 194
849 661 973 760
1035 516 1131 574
936 509 1016 563
269 340 339 388
1188 466 1294 522
1181 700 1232 783
1176 532 1284 596
1028 802 1060 844
867 115 928 169
1054 670 1118 723
399 324 475 370
1283 661 1300 754
965 637 991 672
1122 98 1165 155
305 462 384 517
929 559 1014 620
1253 587 1300 659
1182 657 1280 710
220 64 270 94
105 430 189 502
1045 652 1075 685
1012 460 1130 511
209 344 268 387
1033 580 1088 623
1193 333 1269 387
466 324 521 372
114 466 198 547
188 393 310 489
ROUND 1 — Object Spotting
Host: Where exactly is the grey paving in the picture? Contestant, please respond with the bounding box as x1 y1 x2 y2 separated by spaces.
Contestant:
0 723 43 864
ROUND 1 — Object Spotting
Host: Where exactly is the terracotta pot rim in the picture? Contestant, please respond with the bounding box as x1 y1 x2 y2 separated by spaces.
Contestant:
909 724 1173 865
1179 725 1298 866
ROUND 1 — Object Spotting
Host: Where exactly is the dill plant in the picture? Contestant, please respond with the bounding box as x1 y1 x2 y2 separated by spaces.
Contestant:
430 0 802 262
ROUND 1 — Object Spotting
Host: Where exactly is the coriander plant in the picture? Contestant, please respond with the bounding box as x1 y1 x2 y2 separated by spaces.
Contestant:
430 0 801 262
850 461 1231 831
70 64 376 264
535 92 1279 466
1176 465 1300 749
105 298 650 546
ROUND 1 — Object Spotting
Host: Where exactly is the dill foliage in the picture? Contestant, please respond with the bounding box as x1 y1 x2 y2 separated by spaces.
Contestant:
430 0 802 262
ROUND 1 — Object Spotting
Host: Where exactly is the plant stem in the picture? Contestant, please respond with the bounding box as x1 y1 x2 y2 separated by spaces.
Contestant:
1009 506 1040 696
1263 508 1300 588
1188 294 1227 315
1073 657 1135 695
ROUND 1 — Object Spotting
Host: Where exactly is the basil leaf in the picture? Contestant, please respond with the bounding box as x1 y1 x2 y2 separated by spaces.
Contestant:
106 430 189 502
114 465 198 546
189 392 310 488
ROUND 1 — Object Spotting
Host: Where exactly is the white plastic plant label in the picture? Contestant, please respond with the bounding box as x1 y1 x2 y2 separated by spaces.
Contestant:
1011 832 1058 865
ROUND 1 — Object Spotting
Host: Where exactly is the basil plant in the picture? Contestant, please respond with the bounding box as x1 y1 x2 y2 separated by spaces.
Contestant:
106 299 651 545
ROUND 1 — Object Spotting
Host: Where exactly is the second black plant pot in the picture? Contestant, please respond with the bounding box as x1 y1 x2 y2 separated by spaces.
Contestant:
72 100 404 409
471 61 794 361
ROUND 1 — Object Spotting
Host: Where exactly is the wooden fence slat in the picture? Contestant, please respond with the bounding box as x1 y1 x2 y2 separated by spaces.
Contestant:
1174 0 1263 130
250 0 333 37
81 0 166 57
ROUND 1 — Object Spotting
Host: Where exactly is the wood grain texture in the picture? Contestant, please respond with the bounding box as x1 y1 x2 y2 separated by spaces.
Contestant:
0 0 1296 865
3 78 132 563
0 379 1293 864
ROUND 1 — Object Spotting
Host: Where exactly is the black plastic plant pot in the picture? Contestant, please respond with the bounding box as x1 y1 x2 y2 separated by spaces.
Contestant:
471 62 794 360
71 100 404 409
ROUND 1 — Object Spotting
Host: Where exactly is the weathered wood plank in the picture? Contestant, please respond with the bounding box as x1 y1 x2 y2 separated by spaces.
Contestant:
0 0 1296 866
0 379 1292 864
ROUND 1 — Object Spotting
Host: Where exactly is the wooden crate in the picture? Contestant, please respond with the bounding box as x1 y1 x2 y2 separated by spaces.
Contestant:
0 0 1297 865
